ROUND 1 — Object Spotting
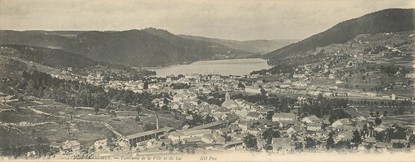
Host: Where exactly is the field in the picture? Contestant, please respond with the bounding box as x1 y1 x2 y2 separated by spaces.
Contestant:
13 99 183 137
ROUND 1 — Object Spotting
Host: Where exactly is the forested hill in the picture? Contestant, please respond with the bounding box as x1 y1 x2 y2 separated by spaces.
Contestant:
0 28 252 67
265 8 415 64
179 34 296 54
0 44 98 69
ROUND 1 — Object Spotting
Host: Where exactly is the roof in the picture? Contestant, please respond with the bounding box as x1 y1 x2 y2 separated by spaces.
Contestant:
223 140 243 148
272 138 291 144
301 115 321 123
365 137 376 143
126 127 173 139
246 112 262 118
273 113 296 119
375 142 393 148
222 99 238 108
187 120 227 131
174 129 211 136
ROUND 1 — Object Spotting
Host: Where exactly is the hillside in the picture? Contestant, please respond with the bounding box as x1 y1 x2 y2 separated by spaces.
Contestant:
266 8 415 64
0 44 98 69
0 29 253 67
253 30 414 98
179 34 296 54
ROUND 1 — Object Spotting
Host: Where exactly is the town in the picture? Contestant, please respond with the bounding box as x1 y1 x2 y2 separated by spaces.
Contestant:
1 63 414 159
0 3 414 160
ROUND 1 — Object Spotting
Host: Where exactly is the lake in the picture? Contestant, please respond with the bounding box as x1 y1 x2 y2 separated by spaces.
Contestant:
148 58 271 77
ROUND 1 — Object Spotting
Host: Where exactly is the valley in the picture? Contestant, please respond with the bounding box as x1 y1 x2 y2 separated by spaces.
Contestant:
0 7 414 160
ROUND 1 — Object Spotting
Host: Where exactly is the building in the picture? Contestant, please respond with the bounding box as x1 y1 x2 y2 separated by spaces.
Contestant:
245 112 265 121
244 86 261 94
187 120 227 131
272 113 296 122
272 138 294 153
201 133 226 144
301 115 321 124
222 92 238 108
94 139 108 151
61 140 81 153
125 127 174 147
223 140 244 149
168 129 212 144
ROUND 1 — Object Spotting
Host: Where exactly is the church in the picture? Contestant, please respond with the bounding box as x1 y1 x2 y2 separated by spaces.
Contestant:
222 92 239 108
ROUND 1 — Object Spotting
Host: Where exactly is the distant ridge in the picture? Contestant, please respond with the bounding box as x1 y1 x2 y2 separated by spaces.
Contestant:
0 28 252 67
179 34 296 54
265 8 415 64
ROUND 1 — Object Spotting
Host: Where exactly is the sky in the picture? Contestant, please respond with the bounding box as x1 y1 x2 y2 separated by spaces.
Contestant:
0 0 414 40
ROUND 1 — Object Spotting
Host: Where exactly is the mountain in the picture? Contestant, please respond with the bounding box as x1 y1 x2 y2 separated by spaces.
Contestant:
179 35 296 54
0 28 252 67
266 8 415 64
1 44 98 69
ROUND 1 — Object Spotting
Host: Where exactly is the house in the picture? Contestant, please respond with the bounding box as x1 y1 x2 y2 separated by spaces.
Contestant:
216 128 232 136
94 139 108 151
61 140 81 153
301 115 321 124
234 108 249 118
306 122 322 131
223 140 244 149
336 130 353 142
168 129 211 144
228 124 243 134
125 127 174 147
375 142 393 151
272 138 294 153
244 86 261 94
332 118 352 129
238 121 251 132
201 133 226 144
256 138 267 150
272 113 296 122
287 125 305 137
246 112 265 121
390 139 407 144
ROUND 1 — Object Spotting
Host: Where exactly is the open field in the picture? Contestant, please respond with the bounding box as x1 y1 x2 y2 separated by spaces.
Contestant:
22 99 183 137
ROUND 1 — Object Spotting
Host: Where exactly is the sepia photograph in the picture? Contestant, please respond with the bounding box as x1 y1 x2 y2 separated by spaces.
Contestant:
0 0 415 161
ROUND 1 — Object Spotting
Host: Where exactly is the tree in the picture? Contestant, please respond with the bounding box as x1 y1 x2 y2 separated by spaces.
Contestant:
143 81 149 89
351 129 362 149
135 115 141 121
260 88 266 96
305 137 316 149
110 110 117 118
203 114 214 124
375 117 382 125
383 111 388 117
161 105 168 111
409 134 415 145
163 98 169 105
243 134 257 150
326 133 335 150
136 106 142 115
94 104 100 115
398 106 405 115
238 82 245 90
